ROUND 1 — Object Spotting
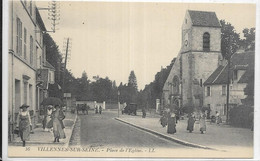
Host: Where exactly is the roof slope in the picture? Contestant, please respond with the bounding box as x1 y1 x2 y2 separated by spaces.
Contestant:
204 65 227 85
44 61 55 70
188 10 221 28
204 51 254 85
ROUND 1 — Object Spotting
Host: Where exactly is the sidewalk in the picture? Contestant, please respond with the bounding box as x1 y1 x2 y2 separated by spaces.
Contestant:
115 111 253 152
10 112 77 147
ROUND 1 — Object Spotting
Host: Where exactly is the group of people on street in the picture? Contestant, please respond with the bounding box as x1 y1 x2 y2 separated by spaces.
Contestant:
16 104 66 147
76 104 90 115
186 111 207 134
95 105 102 114
160 108 178 134
160 108 210 135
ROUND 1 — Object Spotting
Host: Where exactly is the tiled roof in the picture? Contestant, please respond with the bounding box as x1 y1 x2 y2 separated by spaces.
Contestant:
204 52 254 85
188 10 221 28
204 65 227 85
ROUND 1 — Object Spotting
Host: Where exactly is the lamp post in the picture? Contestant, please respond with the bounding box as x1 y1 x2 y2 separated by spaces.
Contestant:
118 91 120 118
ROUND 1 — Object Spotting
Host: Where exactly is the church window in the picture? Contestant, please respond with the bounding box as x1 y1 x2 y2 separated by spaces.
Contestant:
203 32 210 51
200 79 202 87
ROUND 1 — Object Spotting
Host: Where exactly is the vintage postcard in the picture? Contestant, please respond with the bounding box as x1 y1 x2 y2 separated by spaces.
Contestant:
3 0 258 159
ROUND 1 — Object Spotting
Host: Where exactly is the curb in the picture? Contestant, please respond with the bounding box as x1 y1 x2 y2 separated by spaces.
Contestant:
114 117 222 151
65 114 78 147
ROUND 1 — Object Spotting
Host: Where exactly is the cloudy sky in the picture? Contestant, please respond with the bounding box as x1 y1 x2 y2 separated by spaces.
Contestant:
37 1 256 90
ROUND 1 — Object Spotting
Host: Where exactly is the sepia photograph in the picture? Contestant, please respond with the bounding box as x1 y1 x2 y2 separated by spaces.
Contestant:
2 0 259 159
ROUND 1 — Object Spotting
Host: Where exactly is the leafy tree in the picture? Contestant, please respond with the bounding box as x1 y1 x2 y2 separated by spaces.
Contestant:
220 20 240 60
241 28 255 51
43 33 63 84
89 77 113 102
75 71 90 100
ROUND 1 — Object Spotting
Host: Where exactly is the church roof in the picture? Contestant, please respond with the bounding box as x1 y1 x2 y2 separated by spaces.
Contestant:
188 10 221 28
204 51 254 85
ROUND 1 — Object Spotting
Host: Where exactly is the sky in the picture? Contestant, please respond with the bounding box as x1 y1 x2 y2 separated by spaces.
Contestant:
36 1 256 90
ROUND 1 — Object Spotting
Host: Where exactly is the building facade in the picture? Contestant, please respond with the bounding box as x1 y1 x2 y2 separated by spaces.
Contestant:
162 10 222 112
8 1 55 141
9 1 38 140
203 51 254 117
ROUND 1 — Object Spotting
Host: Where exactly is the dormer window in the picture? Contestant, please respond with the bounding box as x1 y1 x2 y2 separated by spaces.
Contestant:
203 32 210 51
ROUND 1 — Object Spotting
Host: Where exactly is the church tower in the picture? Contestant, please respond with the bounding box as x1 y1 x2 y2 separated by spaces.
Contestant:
180 10 222 109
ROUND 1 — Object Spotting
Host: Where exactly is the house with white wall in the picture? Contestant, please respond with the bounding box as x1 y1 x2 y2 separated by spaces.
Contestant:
203 51 254 117
8 1 55 141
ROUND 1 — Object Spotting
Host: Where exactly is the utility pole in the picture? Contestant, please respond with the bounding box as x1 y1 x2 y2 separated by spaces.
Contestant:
62 38 72 111
38 0 60 33
226 57 230 124
226 35 235 124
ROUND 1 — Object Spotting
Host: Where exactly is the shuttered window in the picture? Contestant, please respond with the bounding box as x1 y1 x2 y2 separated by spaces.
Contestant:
30 36 33 65
16 18 22 56
24 28 27 59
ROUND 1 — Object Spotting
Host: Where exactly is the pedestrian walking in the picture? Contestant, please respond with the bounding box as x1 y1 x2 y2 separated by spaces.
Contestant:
95 106 98 114
46 105 53 132
187 112 195 133
199 111 207 134
82 104 87 115
160 109 170 127
51 105 66 143
216 111 222 125
99 105 102 114
16 104 32 147
142 107 146 118
167 112 176 134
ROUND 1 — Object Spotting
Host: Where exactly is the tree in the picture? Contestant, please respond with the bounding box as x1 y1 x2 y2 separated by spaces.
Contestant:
220 20 240 123
43 33 63 84
220 20 240 60
75 71 90 100
89 77 113 102
128 71 138 90
241 28 255 51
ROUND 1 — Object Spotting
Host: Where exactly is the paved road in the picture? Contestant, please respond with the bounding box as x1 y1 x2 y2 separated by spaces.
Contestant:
74 110 188 148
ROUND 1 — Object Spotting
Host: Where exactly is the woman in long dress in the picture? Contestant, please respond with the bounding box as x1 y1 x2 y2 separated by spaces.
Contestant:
167 112 176 134
46 105 53 132
51 105 66 142
187 112 195 133
16 104 32 147
199 111 207 134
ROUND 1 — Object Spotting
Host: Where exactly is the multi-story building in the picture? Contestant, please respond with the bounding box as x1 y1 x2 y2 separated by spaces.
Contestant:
9 1 38 141
8 1 55 141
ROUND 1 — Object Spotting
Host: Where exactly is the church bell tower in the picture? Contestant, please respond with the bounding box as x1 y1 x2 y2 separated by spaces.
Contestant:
180 10 222 109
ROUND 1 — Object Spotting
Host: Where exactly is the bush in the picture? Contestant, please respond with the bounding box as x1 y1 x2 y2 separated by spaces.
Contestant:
229 105 253 128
